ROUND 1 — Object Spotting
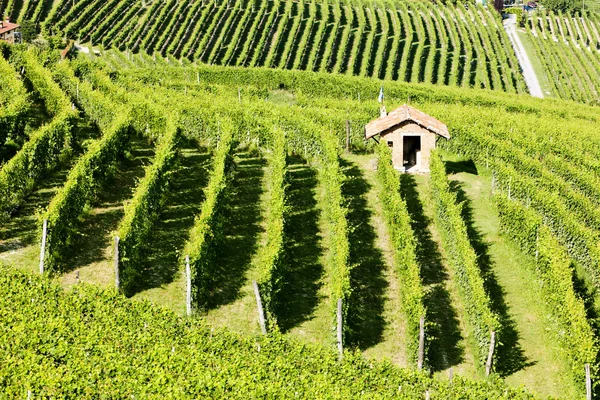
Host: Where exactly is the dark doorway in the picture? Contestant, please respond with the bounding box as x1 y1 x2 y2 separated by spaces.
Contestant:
403 136 421 168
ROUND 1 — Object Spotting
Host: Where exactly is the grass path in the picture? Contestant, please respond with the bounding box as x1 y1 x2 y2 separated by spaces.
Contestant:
0 118 100 274
277 157 330 345
446 155 578 398
60 139 154 289
402 173 478 379
131 145 212 314
344 154 408 367
203 152 265 335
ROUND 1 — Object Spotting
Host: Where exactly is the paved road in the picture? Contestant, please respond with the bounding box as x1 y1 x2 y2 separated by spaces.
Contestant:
503 14 544 98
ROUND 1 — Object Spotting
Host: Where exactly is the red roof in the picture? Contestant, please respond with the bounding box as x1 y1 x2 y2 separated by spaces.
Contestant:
0 21 20 35
365 104 450 140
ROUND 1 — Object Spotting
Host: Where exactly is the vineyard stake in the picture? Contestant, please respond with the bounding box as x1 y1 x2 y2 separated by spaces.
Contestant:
238 87 241 103
114 236 120 290
417 315 425 370
345 119 351 153
585 363 592 400
337 298 343 359
485 331 496 376
39 219 48 275
252 280 267 334
185 255 192 316
425 390 430 400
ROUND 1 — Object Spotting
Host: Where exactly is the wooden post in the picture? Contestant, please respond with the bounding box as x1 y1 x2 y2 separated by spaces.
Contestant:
39 219 47 275
337 299 343 359
114 236 120 290
238 87 241 103
197 71 200 84
485 331 496 376
345 120 350 153
507 177 512 200
75 270 80 284
358 92 361 102
418 315 425 370
425 390 430 400
585 363 592 400
185 255 192 316
252 280 267 334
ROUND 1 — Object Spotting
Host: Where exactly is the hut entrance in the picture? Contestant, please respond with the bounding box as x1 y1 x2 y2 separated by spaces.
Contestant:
403 136 421 169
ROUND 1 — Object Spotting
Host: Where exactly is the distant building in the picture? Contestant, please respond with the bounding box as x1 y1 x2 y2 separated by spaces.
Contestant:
0 18 20 44
365 104 450 173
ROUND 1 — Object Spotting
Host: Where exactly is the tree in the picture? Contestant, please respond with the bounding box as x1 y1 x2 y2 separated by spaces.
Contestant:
19 20 37 43
542 0 576 13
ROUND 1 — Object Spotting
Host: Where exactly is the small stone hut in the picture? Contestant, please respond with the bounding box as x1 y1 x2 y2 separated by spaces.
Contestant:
365 104 450 173
0 18 20 44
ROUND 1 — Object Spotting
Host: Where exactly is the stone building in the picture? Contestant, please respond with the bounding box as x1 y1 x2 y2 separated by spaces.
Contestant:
365 104 450 172
0 18 20 44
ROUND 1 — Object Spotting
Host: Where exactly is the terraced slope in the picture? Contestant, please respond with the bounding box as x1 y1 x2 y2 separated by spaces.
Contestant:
522 10 600 104
3 0 526 93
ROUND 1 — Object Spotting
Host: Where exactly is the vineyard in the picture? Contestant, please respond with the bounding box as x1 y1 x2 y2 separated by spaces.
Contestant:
521 10 600 104
0 44 599 397
0 0 529 92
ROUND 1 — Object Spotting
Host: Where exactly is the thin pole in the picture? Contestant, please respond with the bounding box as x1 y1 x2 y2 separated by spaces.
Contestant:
114 236 120 290
186 255 192 316
485 331 496 376
585 363 592 400
337 299 343 359
418 315 425 370
39 219 48 274
252 280 267 334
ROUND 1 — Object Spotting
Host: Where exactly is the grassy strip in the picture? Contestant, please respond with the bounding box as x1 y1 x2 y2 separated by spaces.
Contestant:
118 121 180 296
429 151 499 369
256 128 287 330
375 142 425 366
495 196 598 391
182 123 234 311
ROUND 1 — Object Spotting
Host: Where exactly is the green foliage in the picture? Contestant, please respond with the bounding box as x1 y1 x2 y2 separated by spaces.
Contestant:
44 115 133 273
0 54 29 146
21 49 70 116
0 266 537 398
183 123 235 311
495 196 598 390
543 0 577 13
375 142 425 366
256 128 288 331
0 112 75 218
429 151 499 369
118 121 181 296
19 20 37 43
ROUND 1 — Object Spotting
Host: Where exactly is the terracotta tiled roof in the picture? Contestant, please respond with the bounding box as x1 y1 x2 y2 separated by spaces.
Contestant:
365 104 450 140
0 21 20 35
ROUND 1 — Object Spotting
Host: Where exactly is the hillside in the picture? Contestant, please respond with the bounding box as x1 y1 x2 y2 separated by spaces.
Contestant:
1 0 600 397
2 0 528 92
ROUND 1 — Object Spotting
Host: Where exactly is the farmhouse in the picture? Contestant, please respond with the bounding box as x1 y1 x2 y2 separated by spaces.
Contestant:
0 18 20 43
365 104 450 173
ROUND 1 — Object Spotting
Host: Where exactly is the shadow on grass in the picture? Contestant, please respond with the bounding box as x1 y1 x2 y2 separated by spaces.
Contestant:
450 179 532 377
400 174 464 372
277 156 324 332
128 144 212 294
70 138 154 271
0 117 101 255
445 159 478 175
206 152 265 309
341 159 387 350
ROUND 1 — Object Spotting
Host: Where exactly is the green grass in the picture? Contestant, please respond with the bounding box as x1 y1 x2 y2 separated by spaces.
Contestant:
203 152 266 334
517 30 555 98
345 153 408 367
442 151 579 398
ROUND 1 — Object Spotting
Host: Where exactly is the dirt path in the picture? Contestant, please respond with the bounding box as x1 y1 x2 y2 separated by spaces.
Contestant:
503 14 544 98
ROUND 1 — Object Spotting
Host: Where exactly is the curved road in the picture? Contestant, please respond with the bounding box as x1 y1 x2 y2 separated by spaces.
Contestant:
503 14 544 98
